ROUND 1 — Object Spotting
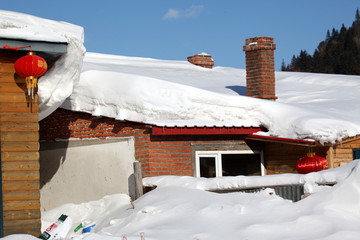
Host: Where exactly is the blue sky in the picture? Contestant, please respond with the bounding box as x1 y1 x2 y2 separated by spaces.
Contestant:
2 1 359 70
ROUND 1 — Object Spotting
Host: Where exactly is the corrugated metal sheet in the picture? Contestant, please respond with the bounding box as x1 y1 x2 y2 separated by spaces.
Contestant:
211 184 305 202
273 185 304 202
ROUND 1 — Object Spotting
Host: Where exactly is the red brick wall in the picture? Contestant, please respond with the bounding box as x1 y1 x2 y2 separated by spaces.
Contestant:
243 37 277 100
40 109 195 177
187 54 214 68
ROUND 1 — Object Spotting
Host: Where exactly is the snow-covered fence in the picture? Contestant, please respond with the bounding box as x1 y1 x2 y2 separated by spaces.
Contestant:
209 184 305 202
143 174 341 202
209 182 336 202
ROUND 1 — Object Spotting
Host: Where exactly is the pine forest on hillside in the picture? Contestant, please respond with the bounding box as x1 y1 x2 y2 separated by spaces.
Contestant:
282 8 360 75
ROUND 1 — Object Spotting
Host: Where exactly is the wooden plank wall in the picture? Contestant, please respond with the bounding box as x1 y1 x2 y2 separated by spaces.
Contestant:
264 142 328 174
333 137 360 167
0 52 41 236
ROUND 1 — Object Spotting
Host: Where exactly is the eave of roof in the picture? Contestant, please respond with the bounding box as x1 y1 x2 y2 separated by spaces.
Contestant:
152 126 263 136
0 38 67 59
246 134 316 146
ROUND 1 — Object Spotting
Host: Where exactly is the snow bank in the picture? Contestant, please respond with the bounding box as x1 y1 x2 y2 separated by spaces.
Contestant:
5 161 360 240
0 10 85 120
62 52 360 143
143 160 358 194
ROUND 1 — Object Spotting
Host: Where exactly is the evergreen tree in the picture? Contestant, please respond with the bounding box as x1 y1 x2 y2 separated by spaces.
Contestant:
282 8 360 75
354 8 360 26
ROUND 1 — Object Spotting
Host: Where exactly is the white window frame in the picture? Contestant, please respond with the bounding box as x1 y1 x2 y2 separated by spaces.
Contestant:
195 150 265 177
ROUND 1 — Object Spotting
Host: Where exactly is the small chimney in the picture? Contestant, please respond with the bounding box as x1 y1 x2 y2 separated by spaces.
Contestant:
243 37 277 100
187 53 214 69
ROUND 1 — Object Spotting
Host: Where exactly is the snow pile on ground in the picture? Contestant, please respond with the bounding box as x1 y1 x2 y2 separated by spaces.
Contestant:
143 160 357 194
0 10 85 120
3 161 360 240
61 52 360 143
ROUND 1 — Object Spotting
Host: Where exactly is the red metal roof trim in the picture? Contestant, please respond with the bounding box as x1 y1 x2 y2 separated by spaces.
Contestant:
152 126 263 136
247 134 316 145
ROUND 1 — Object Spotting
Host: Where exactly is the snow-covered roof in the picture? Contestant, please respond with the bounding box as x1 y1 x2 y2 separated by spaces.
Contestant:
60 52 360 144
0 10 83 43
0 10 86 119
1 10 360 144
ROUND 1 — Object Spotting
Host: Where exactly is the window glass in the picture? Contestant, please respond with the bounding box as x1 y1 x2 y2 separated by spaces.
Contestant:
354 149 360 160
199 157 216 178
222 154 261 176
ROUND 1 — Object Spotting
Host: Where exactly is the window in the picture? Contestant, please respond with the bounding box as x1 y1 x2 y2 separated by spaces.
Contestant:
195 150 265 178
354 149 360 160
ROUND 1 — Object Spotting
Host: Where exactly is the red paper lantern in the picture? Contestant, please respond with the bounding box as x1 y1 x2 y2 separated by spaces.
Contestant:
14 52 47 98
296 152 328 174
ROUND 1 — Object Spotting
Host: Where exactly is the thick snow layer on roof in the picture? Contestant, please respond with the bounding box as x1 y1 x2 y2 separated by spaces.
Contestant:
61 52 360 143
0 10 83 42
1 10 359 143
0 10 85 120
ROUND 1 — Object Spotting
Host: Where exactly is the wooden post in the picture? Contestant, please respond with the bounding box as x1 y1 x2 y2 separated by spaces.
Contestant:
133 161 143 199
0 136 3 237
326 146 334 169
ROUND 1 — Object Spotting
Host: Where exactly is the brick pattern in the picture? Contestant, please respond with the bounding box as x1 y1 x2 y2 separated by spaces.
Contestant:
243 37 277 100
187 54 214 68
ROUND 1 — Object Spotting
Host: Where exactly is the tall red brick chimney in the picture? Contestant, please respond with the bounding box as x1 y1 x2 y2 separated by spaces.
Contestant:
187 53 214 69
243 37 277 100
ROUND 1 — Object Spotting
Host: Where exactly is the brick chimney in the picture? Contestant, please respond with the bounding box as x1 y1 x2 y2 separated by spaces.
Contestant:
243 37 277 100
187 53 214 69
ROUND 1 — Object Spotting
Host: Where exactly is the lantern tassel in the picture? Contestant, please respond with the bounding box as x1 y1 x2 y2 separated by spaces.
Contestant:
31 77 37 100
25 77 31 96
25 76 38 99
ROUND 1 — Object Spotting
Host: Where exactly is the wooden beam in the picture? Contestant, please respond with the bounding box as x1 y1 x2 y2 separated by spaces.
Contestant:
2 181 40 192
2 191 40 201
1 142 39 152
0 102 38 113
3 200 40 211
0 83 27 93
1 132 39 142
2 161 39 172
3 218 41 230
0 73 17 83
0 113 38 122
0 62 17 73
0 122 38 132
0 93 37 103
2 171 39 181
1 152 39 162
3 210 40 221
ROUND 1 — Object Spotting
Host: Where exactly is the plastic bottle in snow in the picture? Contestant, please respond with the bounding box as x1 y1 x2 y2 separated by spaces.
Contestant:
38 214 72 240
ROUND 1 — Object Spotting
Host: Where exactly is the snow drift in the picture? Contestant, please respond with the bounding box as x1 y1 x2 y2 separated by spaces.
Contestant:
3 161 360 240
